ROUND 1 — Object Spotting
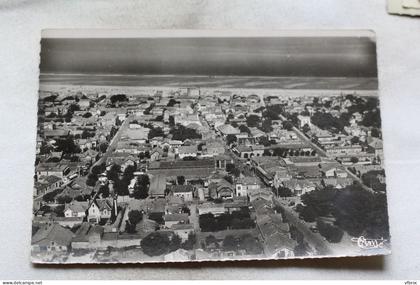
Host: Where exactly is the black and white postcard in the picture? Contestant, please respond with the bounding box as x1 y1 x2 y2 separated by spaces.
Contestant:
32 30 390 264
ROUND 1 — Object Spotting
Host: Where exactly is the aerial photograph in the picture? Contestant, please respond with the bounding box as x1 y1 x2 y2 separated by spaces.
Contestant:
31 31 390 264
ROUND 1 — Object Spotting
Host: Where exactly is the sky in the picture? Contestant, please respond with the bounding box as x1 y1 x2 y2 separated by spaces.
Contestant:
39 36 377 78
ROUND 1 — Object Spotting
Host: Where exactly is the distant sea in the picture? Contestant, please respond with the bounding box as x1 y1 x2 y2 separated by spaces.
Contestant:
39 74 378 90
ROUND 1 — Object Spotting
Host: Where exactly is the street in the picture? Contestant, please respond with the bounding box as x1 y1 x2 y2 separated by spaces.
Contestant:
273 197 333 256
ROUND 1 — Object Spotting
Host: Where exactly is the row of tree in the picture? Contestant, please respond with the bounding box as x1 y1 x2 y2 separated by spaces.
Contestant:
204 233 263 255
199 208 255 232
297 184 390 239
140 232 196 256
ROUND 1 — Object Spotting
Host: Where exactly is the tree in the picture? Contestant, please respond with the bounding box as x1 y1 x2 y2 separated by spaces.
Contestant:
371 128 381 138
264 104 283 120
246 114 260 128
302 123 311 133
300 183 389 239
301 187 337 218
277 186 294 197
82 112 92 118
128 210 143 225
259 136 272 147
205 235 218 246
167 98 179 107
91 163 105 175
125 220 136 233
168 116 175 127
351 136 360 144
53 204 65 217
350 157 359 164
42 189 62 202
226 134 237 146
141 232 180 257
170 234 182 252
316 219 344 243
239 125 251 134
170 125 202 141
222 235 237 251
361 110 381 128
298 205 318 223
99 184 110 198
260 118 273 133
311 111 350 133
148 127 164 139
107 164 121 182
99 142 108 153
181 206 191 215
67 103 80 113
55 136 80 154
177 176 185 185
132 174 150 199
86 173 97 187
181 232 196 250
56 195 72 204
239 234 263 255
361 170 386 192
226 163 240 177
282 121 294 131
110 94 128 105
125 210 143 233
81 129 95 139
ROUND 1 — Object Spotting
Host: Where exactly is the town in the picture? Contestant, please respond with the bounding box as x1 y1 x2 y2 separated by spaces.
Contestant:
31 85 389 263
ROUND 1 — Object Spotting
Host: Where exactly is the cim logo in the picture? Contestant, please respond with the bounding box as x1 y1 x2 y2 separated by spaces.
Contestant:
351 236 387 250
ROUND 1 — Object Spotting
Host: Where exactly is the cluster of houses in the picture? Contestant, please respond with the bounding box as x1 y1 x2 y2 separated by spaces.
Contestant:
32 86 385 262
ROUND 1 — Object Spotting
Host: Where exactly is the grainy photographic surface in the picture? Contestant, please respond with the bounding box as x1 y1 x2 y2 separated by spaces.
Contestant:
32 30 390 264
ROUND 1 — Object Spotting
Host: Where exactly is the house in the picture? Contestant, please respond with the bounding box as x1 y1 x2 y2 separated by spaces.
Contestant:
319 162 343 178
178 145 198 159
367 137 384 161
31 223 74 252
149 175 166 198
216 124 240 137
247 188 274 202
171 223 195 241
209 179 234 200
256 214 296 258
34 175 63 196
235 176 261 197
205 139 225 156
251 156 287 186
297 115 311 128
282 179 316 196
325 145 363 158
88 199 113 223
123 128 150 143
163 213 189 228
36 163 70 179
148 159 215 180
71 223 104 249
150 148 164 161
44 129 70 139
78 99 91 110
80 149 99 164
171 185 194 201
273 168 292 189
54 182 88 200
197 203 226 216
234 145 265 159
322 177 354 189
64 201 89 218
106 154 137 172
